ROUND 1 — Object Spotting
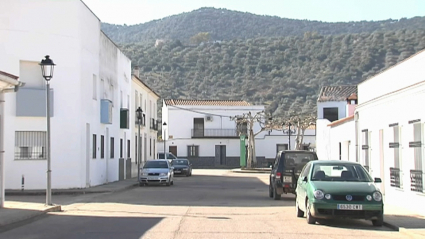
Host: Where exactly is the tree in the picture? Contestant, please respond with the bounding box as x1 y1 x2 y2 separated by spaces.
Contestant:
231 111 280 168
190 32 211 45
284 113 317 150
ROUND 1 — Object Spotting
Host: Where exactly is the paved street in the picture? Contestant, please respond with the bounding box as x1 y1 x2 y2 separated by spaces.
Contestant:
0 170 403 239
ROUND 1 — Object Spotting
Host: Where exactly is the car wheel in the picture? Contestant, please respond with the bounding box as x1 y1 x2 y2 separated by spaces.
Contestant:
273 185 281 200
296 197 304 218
268 182 273 198
186 171 190 177
166 177 171 186
306 199 316 224
372 213 384 227
171 180 174 186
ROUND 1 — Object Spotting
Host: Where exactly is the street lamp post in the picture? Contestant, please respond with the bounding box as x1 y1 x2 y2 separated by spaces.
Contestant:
282 122 296 150
40 55 55 206
136 107 144 183
163 122 167 160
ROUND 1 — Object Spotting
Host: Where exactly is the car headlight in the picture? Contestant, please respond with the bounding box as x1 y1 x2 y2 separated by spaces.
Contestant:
141 172 148 176
366 195 372 201
314 190 324 200
159 173 167 176
373 191 382 201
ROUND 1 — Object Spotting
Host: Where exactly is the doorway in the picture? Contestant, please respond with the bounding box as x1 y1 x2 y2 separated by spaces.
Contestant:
215 145 226 165
169 146 177 157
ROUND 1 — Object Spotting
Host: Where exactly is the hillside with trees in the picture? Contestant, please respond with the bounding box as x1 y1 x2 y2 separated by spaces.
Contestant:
100 8 425 115
101 7 425 44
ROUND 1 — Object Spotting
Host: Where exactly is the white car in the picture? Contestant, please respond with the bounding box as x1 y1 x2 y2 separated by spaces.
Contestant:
139 159 174 186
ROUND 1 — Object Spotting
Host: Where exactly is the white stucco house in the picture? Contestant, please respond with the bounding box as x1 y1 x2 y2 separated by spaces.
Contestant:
315 85 357 160
355 50 425 215
130 68 160 176
1 0 132 190
159 99 316 168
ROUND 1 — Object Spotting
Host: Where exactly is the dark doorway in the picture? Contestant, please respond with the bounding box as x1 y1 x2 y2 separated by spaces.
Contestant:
193 118 204 137
215 145 226 165
169 146 177 156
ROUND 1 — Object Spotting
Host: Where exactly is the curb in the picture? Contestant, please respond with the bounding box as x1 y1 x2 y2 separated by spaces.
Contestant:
231 170 271 174
0 205 62 233
383 221 399 231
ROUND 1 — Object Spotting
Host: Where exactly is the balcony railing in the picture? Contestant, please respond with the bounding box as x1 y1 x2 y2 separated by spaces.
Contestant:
410 170 423 192
191 129 239 138
390 167 401 188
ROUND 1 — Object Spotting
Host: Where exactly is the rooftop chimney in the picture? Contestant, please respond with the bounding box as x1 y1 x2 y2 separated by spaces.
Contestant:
133 66 140 78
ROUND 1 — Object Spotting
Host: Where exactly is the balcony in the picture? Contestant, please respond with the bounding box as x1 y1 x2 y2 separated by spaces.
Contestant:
191 128 239 138
390 167 401 188
150 118 158 130
410 170 423 192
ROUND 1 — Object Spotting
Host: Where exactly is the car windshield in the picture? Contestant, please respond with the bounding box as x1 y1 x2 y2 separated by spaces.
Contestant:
284 153 315 167
311 163 373 182
173 160 188 165
144 161 169 169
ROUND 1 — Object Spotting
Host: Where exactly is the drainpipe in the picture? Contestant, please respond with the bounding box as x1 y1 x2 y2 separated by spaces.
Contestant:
354 112 359 163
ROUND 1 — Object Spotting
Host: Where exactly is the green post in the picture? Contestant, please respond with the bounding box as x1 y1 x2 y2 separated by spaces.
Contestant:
240 135 246 167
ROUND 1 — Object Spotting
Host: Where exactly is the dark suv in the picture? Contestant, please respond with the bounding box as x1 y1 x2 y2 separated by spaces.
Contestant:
269 150 318 200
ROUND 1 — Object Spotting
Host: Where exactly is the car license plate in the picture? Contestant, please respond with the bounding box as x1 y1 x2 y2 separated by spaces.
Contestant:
337 204 362 210
175 171 181 173
148 177 156 180
283 176 292 182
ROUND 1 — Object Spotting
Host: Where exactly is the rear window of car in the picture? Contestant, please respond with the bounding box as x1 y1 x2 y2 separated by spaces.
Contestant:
173 160 188 165
144 161 169 168
283 153 316 167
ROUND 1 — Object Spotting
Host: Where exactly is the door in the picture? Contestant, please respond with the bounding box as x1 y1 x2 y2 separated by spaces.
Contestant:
193 118 204 137
215 145 226 165
169 146 177 157
379 129 385 195
297 163 311 211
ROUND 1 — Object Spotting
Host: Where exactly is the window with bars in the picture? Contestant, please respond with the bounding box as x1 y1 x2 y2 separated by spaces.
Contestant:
188 145 199 157
110 137 114 158
101 135 105 159
93 134 97 159
14 131 46 160
409 120 423 192
361 129 369 171
389 123 402 188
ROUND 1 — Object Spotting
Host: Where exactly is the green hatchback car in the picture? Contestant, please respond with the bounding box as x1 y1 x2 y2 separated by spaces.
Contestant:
295 160 384 226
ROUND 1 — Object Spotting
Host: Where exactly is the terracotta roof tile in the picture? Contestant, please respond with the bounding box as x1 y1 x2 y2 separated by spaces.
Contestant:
164 99 251 106
317 85 357 102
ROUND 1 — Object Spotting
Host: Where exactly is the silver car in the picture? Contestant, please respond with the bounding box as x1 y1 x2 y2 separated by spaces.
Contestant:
139 160 174 186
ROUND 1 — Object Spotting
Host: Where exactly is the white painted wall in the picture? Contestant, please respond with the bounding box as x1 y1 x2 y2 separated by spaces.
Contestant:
328 120 356 162
317 101 347 120
1 0 131 189
131 76 159 176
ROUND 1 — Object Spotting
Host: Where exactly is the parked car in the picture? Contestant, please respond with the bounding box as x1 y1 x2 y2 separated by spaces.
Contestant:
269 150 318 200
139 159 174 186
295 160 383 226
171 159 192 176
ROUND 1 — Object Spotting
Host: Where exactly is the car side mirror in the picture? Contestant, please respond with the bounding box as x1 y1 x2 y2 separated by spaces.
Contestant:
303 176 308 182
374 177 382 183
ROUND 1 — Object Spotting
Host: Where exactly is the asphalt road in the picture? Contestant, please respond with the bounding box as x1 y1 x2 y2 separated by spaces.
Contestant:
0 170 402 239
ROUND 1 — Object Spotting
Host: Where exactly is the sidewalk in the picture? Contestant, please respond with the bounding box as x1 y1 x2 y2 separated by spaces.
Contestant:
384 204 425 238
231 168 271 174
0 178 139 231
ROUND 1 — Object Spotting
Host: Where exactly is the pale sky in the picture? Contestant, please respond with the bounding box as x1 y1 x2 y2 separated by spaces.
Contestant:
81 0 425 25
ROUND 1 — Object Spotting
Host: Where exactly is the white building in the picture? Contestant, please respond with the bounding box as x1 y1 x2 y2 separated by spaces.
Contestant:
315 85 357 160
355 50 425 215
130 68 160 176
0 0 132 190
160 99 316 168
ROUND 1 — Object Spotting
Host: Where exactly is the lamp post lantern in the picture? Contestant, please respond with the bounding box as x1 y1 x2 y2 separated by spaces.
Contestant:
40 55 55 206
283 122 296 150
136 107 144 182
163 122 167 160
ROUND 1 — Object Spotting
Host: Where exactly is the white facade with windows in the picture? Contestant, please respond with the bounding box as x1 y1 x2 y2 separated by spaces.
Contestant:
355 50 425 215
159 100 316 168
130 70 160 176
0 0 131 189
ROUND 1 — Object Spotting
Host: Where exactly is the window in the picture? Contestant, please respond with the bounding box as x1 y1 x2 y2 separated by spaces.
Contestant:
93 74 97 100
110 137 115 158
323 107 339 122
276 144 288 153
409 121 423 192
188 145 199 157
14 131 46 160
193 118 204 137
389 123 402 188
120 138 123 158
127 139 131 158
361 129 369 171
101 135 105 159
93 134 97 158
